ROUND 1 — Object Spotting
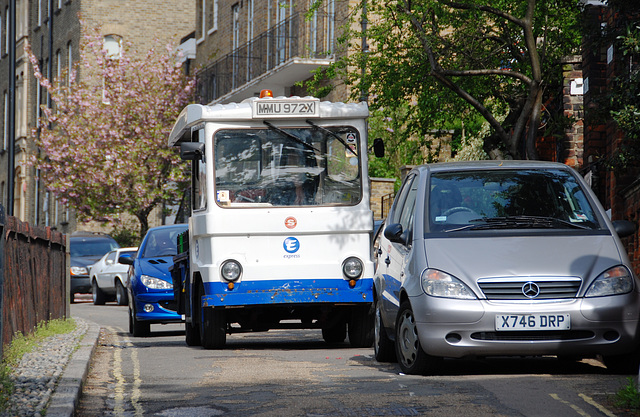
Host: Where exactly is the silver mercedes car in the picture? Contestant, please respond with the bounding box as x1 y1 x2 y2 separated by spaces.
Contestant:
374 160 640 374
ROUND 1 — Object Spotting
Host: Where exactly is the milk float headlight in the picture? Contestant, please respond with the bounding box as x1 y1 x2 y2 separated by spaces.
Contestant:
342 257 363 280
221 260 242 282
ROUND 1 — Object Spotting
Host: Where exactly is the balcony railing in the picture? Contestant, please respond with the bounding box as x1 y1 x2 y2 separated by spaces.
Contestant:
197 12 334 103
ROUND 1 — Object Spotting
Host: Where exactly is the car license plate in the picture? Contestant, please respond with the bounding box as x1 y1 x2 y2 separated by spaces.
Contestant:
252 100 319 118
495 314 570 331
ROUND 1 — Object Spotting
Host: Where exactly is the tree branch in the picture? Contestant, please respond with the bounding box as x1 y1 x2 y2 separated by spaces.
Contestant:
438 0 526 29
440 68 532 85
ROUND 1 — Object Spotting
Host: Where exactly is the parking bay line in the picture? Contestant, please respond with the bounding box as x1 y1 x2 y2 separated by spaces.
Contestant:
549 393 616 417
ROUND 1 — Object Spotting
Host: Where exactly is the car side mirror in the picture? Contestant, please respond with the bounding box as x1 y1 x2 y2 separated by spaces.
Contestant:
106 259 114 265
119 255 134 265
180 142 205 161
384 223 405 244
612 220 636 238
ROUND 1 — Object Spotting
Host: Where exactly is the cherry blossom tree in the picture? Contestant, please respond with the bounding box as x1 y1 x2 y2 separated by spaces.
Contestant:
27 27 194 237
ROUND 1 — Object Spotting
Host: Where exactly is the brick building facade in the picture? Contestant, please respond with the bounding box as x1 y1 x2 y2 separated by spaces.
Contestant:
0 0 194 234
193 0 357 105
581 2 640 273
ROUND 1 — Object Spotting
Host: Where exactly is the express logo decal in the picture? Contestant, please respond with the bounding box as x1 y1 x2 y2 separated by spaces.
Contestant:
283 237 300 255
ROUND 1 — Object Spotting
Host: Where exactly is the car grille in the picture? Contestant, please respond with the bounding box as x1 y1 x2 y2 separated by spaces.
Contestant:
477 277 581 300
471 330 594 342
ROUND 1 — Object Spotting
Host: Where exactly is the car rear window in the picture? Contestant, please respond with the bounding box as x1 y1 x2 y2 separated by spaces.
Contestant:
70 239 119 257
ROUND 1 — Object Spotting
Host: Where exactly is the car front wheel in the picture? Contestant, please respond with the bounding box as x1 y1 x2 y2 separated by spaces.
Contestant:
129 305 150 337
395 301 441 375
92 280 106 305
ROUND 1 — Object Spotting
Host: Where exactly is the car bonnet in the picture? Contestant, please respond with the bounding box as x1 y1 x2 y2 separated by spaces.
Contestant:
423 233 626 293
136 258 173 282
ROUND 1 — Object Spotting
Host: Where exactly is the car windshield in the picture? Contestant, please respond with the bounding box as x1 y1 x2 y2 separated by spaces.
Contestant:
213 126 361 207
70 239 119 257
141 227 187 258
427 169 602 233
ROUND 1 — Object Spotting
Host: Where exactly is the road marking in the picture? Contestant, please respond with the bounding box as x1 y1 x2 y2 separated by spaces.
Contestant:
108 326 144 417
579 393 617 417
550 393 591 417
131 346 144 417
110 328 126 416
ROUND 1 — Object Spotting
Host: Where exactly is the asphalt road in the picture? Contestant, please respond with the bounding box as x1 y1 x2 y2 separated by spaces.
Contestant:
71 295 636 417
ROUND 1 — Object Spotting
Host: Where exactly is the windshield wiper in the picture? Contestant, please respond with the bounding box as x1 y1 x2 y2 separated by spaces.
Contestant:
305 119 358 157
469 216 592 230
441 216 593 232
264 121 321 153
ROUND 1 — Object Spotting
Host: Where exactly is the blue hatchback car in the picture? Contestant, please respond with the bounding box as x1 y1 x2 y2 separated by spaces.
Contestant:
121 224 188 337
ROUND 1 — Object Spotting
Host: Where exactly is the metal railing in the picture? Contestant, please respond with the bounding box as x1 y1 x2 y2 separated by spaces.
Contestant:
381 193 395 220
197 12 334 103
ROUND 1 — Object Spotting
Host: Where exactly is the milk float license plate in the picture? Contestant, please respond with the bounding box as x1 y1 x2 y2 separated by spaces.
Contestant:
495 314 570 331
252 100 319 118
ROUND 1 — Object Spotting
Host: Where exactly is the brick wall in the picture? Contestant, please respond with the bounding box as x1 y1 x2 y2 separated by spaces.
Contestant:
370 178 395 220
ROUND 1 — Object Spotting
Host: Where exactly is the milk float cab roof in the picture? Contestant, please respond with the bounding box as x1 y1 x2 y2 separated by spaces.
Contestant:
168 92 370 146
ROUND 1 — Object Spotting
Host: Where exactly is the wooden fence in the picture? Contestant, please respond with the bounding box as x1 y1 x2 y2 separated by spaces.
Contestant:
0 204 68 358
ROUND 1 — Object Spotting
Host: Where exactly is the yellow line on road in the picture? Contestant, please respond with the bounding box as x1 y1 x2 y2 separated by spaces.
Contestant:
131 346 144 417
110 327 126 416
579 393 617 417
550 393 591 417
108 326 144 417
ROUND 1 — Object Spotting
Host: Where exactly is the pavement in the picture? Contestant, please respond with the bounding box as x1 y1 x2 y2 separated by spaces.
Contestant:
45 320 101 417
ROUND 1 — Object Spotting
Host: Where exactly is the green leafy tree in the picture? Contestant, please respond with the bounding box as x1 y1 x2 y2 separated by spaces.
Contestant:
27 27 194 237
307 0 582 163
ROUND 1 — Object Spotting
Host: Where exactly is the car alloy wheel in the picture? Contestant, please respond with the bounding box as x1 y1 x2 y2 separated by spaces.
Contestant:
395 301 440 375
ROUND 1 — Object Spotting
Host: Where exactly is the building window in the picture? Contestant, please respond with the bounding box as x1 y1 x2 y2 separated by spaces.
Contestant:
3 91 7 151
103 35 122 59
56 49 62 81
5 7 8 55
16 0 27 40
102 35 122 104
197 0 205 41
246 0 253 42
67 41 73 85
207 0 218 34
325 0 335 53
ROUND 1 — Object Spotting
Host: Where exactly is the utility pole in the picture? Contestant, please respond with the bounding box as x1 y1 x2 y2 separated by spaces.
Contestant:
7 0 16 216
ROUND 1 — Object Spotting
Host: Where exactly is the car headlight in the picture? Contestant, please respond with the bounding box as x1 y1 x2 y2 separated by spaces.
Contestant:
70 266 88 276
221 260 242 282
585 266 634 297
421 269 476 299
342 257 363 279
141 275 173 290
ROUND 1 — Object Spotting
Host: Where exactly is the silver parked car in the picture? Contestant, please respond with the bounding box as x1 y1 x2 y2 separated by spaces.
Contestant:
90 247 137 305
374 161 640 374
